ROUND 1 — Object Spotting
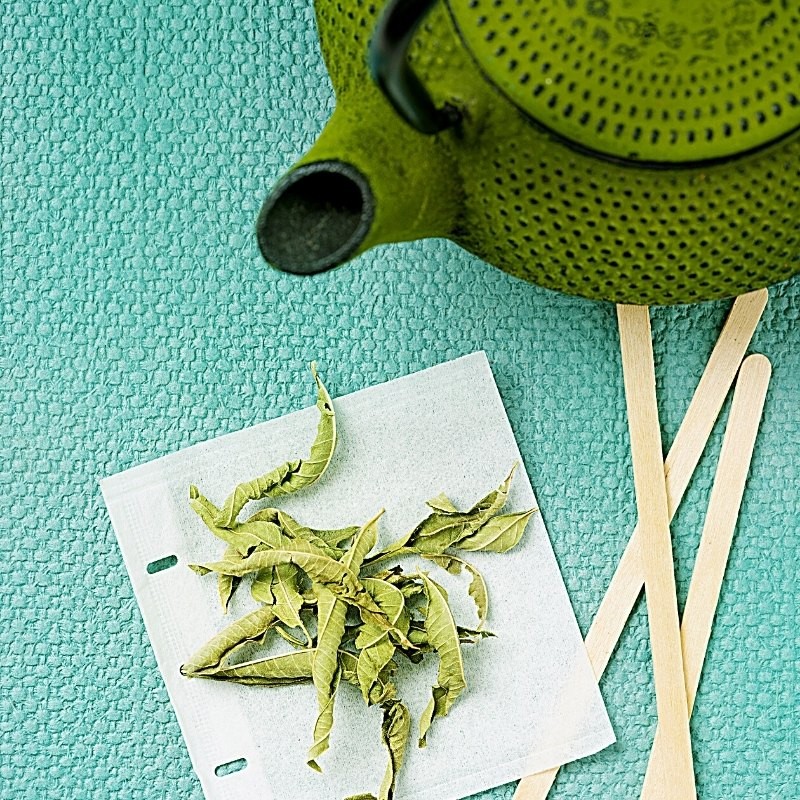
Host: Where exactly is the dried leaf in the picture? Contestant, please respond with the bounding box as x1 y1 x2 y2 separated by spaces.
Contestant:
191 539 359 593
193 649 314 685
466 463 517 516
354 579 408 703
353 606 415 650
374 465 517 559
181 605 276 676
237 519 283 548
188 488 262 555
218 574 239 613
377 700 410 800
245 508 279 524
215 364 336 526
368 661 398 705
398 579 426 600
404 514 475 554
313 525 360 549
277 510 346 559
270 563 304 629
425 492 459 514
404 625 491 649
336 514 416 647
251 566 276 605
308 585 347 771
356 637 395 705
277 509 358 550
406 625 432 649
457 508 537 553
417 575 466 747
349 699 411 800
425 554 489 628
371 565 404 583
215 460 296 529
338 650 359 684
339 651 397 706
355 579 407 650
456 626 496 644
340 512 380 574
218 544 243 613
425 554 462 576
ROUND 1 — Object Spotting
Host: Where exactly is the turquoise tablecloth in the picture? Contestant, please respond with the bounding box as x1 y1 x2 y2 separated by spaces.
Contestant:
1 2 797 798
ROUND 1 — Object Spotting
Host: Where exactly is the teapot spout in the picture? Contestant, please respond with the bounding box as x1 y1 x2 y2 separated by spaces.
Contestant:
257 160 375 275
257 104 462 274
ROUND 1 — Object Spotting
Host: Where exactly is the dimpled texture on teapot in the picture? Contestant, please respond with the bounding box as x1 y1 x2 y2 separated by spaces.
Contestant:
2 2 799 800
448 0 800 163
316 0 800 304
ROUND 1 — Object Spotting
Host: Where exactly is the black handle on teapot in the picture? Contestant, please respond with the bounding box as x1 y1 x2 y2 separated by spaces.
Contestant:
369 0 462 134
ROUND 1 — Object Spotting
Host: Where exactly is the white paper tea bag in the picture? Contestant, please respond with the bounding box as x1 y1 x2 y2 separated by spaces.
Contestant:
101 352 614 800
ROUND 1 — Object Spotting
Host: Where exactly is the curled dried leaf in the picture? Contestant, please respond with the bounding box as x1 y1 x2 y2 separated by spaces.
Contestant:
377 700 410 800
308 585 347 771
276 510 349 559
214 364 336 526
190 539 359 593
193 649 314 686
417 575 467 747
278 509 358 552
340 512 381 574
356 637 396 705
189 489 262 555
425 554 489 628
181 605 277 676
456 626 496 644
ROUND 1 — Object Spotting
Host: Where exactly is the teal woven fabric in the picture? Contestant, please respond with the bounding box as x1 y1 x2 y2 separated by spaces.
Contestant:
1 3 797 799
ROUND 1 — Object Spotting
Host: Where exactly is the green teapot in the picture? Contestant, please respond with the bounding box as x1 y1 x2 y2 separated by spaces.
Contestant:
256 0 800 304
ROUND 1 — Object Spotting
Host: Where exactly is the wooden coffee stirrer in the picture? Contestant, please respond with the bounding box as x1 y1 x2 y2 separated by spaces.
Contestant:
514 288 768 800
617 304 696 798
640 353 771 799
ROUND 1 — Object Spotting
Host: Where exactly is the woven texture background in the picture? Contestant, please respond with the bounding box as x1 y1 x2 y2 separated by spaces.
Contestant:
1 2 797 799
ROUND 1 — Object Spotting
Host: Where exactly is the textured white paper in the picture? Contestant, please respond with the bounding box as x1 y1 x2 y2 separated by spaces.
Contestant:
101 352 614 800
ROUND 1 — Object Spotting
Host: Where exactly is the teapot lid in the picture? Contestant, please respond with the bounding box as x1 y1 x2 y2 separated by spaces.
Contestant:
447 0 800 165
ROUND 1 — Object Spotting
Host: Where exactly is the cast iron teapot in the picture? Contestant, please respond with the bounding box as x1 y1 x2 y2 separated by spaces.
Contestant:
256 0 800 304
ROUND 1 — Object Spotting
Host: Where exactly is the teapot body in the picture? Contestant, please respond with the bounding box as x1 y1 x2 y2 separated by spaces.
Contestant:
261 0 800 304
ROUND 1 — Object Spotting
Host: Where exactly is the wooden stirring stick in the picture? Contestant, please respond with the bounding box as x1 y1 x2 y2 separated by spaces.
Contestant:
617 304 696 799
641 354 771 798
514 288 767 800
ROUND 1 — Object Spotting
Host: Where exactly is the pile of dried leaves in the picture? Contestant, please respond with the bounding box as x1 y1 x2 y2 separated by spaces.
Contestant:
182 365 536 799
